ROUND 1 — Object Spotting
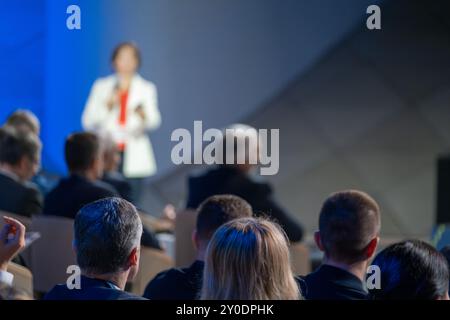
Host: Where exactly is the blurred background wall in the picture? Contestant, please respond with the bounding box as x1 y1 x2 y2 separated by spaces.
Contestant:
1 0 380 175
0 1 45 145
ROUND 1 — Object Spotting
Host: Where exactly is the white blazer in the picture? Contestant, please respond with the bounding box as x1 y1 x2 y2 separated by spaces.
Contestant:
82 74 161 178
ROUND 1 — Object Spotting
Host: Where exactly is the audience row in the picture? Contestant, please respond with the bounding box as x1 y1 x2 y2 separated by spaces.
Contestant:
2 191 449 300
0 110 449 300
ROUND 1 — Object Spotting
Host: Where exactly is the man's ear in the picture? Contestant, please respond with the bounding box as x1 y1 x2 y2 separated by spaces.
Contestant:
15 156 29 178
365 237 379 259
314 231 325 252
18 155 27 167
128 247 139 268
92 151 105 176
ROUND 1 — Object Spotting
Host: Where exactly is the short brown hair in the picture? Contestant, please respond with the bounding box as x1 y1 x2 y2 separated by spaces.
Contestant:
111 42 141 68
196 195 253 241
319 190 381 263
65 132 100 173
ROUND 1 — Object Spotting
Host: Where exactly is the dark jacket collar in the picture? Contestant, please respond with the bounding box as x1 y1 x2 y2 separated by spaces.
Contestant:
68 173 91 182
79 275 120 290
188 260 205 273
315 264 367 292
301 264 369 300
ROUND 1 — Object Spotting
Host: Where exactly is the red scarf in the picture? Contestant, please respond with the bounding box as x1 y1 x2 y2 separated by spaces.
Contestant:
118 90 129 151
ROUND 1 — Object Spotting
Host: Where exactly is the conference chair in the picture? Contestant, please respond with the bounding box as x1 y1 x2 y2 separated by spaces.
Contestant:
174 209 198 267
129 247 174 296
7 262 33 298
139 211 174 233
30 215 76 293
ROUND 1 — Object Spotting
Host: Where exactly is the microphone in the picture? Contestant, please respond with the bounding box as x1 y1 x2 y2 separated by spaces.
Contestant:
107 81 120 111
113 80 121 97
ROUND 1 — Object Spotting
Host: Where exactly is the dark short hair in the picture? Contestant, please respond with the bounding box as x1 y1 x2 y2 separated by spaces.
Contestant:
6 109 40 135
65 132 100 172
111 42 141 68
319 190 381 263
0 127 41 165
196 195 253 241
74 197 142 274
370 240 449 300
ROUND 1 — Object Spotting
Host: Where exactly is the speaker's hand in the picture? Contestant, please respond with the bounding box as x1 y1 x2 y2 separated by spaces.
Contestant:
135 105 146 121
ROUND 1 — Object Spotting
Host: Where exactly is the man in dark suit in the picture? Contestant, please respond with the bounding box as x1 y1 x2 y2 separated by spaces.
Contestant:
0 127 42 217
301 190 381 300
143 195 253 300
44 132 118 219
4 109 58 197
186 125 304 243
44 132 161 250
45 197 146 300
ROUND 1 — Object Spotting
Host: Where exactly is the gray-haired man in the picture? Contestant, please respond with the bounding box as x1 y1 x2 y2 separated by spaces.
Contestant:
45 197 146 300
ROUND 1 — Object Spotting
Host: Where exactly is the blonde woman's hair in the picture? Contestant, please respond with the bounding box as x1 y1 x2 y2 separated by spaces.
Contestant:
201 217 301 300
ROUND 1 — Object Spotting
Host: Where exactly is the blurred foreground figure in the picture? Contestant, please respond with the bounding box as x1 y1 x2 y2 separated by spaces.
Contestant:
0 216 32 300
370 240 449 300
